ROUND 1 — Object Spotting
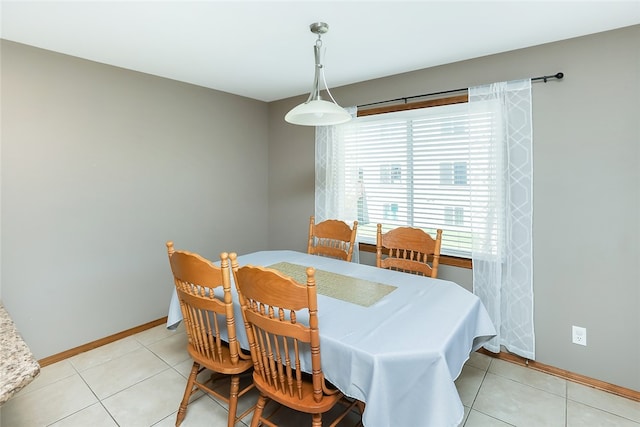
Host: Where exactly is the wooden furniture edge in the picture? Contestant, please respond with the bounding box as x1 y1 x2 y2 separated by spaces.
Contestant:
359 242 472 269
357 94 469 117
38 316 168 367
477 348 640 402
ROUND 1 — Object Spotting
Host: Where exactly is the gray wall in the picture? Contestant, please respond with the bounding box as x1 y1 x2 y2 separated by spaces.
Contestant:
1 40 270 359
268 26 640 391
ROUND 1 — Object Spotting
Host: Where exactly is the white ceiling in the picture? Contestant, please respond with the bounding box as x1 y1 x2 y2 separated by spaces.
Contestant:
2 1 639 102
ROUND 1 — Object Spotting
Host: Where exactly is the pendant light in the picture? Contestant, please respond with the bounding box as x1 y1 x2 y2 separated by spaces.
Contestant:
285 22 351 126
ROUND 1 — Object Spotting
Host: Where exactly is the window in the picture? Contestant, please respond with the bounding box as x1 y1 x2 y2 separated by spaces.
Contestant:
380 164 402 184
454 162 468 185
439 161 468 185
444 206 465 226
330 102 493 257
383 203 399 220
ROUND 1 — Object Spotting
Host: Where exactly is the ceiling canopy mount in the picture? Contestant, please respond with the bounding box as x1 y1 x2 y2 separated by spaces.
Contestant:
309 22 329 35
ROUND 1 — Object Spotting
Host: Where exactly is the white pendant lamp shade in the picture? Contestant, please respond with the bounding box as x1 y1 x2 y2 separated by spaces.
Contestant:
285 22 351 127
285 99 351 126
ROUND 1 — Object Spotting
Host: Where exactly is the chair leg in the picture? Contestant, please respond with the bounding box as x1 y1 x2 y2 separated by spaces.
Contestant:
227 375 241 427
250 394 268 427
312 413 322 427
176 362 200 426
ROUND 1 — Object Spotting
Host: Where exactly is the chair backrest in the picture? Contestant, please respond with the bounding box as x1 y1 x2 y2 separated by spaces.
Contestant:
375 225 443 278
307 215 358 262
231 258 328 404
166 241 243 367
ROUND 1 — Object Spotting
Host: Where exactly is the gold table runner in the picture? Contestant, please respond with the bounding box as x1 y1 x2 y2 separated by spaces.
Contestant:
267 262 396 307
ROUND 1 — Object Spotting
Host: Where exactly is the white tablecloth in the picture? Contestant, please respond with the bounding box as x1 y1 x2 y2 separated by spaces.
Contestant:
167 250 496 427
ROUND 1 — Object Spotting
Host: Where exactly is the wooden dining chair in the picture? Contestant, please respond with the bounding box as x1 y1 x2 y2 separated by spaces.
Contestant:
375 224 443 278
166 242 254 427
230 254 362 427
307 215 359 262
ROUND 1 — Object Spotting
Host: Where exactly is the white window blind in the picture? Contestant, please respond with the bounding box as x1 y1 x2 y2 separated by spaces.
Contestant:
338 102 496 257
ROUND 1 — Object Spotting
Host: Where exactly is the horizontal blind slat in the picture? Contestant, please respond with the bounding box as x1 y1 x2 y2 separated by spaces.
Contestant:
334 102 497 256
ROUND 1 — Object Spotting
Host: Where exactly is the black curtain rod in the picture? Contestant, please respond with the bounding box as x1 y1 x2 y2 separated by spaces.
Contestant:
357 72 564 109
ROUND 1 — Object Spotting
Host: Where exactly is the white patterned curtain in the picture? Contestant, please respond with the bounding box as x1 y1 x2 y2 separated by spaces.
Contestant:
315 107 360 262
468 80 535 360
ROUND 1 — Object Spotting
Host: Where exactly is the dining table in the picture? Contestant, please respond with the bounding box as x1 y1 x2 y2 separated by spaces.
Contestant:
166 250 496 427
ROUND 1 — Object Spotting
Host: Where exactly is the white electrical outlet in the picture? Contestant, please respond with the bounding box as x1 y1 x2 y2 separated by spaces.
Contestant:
572 326 587 346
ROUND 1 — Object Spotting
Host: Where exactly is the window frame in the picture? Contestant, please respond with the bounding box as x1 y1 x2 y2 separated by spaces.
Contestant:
355 93 473 269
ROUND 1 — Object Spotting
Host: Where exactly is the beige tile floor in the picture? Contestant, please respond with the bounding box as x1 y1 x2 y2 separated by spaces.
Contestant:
2 323 639 427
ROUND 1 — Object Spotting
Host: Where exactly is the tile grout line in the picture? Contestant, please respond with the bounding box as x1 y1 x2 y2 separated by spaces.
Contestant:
463 358 515 426
74 336 177 427
19 326 640 427
69 356 123 426
38 360 97 427
564 380 568 427
77 372 122 427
